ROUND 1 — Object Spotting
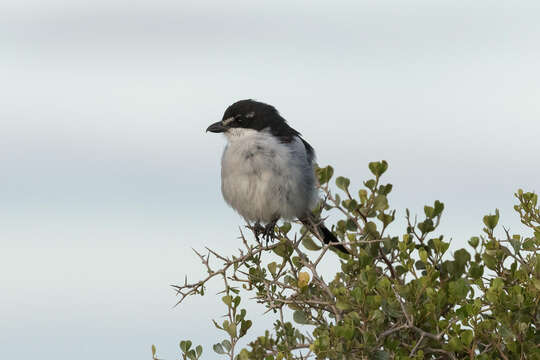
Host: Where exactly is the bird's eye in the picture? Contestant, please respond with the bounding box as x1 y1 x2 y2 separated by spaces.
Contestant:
234 115 243 123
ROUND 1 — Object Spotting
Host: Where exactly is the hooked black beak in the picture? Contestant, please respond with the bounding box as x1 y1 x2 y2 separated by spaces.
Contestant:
206 121 228 133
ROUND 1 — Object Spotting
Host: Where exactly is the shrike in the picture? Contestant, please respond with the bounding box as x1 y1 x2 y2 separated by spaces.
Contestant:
206 99 348 254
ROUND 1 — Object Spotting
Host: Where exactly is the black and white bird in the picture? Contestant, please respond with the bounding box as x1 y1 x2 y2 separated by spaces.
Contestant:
206 99 348 254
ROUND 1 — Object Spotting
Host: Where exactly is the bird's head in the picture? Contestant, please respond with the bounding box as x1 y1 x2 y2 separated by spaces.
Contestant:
206 99 285 138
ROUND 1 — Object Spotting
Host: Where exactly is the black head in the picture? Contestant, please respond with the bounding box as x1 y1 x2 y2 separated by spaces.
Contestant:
206 99 315 160
206 99 293 135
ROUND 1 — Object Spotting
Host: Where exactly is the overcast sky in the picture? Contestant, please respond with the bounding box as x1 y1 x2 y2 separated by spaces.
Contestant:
1 1 539 359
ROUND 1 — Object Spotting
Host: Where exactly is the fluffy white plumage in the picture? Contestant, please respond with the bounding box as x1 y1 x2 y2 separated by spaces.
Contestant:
221 128 318 223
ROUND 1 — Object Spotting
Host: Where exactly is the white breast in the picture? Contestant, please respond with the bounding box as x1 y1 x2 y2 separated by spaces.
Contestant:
220 128 318 223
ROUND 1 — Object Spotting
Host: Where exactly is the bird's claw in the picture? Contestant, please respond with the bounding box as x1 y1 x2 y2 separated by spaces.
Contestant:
251 223 265 239
262 222 277 245
250 221 278 246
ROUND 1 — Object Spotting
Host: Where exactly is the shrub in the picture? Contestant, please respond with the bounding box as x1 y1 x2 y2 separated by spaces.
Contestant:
154 161 540 360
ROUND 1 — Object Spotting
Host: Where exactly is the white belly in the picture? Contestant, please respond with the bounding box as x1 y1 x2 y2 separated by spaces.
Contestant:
220 130 318 223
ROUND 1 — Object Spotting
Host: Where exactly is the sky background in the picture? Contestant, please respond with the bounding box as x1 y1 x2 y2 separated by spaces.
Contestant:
1 1 539 359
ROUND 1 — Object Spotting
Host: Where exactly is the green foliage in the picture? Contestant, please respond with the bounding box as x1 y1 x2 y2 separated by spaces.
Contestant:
178 341 203 360
159 162 540 359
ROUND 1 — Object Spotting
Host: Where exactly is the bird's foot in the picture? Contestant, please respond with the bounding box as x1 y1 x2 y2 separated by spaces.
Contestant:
262 219 278 246
249 222 266 244
248 220 278 246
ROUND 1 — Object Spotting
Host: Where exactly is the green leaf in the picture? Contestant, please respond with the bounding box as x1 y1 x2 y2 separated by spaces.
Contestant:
377 212 395 227
273 239 293 258
378 184 393 195
373 195 388 211
469 262 484 279
368 160 388 177
180 340 192 353
336 325 355 340
370 350 390 360
447 336 464 351
238 349 250 360
433 200 444 216
222 295 232 307
449 278 469 301
341 218 354 232
509 237 521 253
342 199 359 211
424 205 435 218
523 238 535 250
187 349 197 360
336 176 350 192
293 310 311 324
366 221 378 237
302 236 322 251
483 209 500 230
196 345 203 358
240 320 252 337
468 236 479 248
221 340 232 352
316 165 334 185
419 249 428 263
454 248 471 268
492 277 504 291
358 189 368 203
417 219 434 233
151 344 156 356
532 278 540 290
267 262 277 276
336 299 351 311
482 253 497 270
225 323 236 338
298 271 310 288
461 330 474 346
280 222 291 234
291 256 303 268
364 179 376 190
213 343 226 355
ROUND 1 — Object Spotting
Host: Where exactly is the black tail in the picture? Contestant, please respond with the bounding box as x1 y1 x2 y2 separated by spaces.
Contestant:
301 218 349 254
318 224 350 254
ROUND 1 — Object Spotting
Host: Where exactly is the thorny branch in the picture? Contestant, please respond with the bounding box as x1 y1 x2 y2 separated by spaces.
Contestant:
169 167 540 359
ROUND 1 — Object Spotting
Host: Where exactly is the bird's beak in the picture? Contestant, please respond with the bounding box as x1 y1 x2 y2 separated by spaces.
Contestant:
206 121 228 133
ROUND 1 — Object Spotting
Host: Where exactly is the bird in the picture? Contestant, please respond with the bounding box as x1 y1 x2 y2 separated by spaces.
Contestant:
206 99 348 254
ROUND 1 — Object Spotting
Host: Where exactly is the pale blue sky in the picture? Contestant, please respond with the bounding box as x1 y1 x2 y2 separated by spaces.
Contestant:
1 1 539 359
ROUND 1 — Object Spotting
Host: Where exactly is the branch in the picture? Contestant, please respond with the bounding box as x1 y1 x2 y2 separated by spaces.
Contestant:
171 233 282 306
